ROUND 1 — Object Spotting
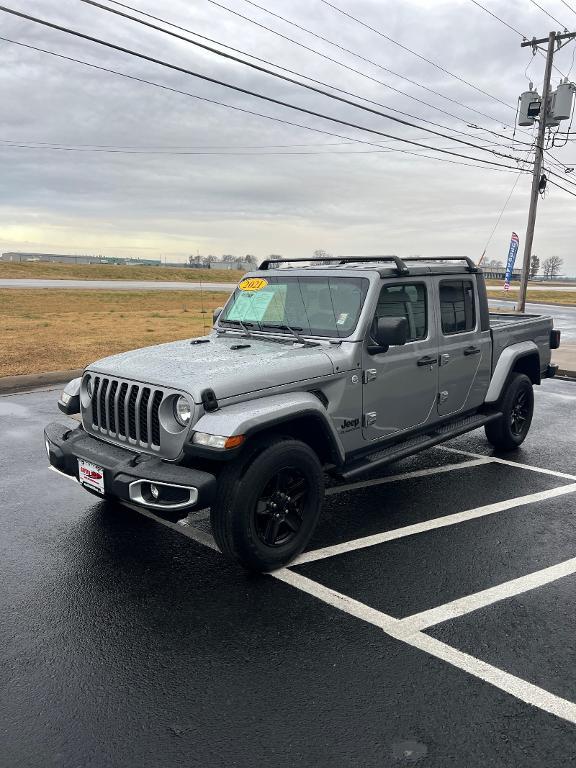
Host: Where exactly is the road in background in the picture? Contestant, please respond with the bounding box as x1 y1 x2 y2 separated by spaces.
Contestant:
0 279 237 291
2 278 576 294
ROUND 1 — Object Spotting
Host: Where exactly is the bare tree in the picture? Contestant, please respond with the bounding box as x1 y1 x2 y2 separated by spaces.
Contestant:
529 254 540 280
542 256 563 279
313 248 338 264
244 254 257 266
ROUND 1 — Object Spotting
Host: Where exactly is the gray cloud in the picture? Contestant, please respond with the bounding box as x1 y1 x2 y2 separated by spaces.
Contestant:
0 0 574 269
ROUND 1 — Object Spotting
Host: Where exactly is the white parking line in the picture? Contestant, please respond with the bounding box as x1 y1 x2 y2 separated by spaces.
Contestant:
292 483 576 565
439 445 576 482
274 568 576 726
127 480 576 725
326 458 491 496
398 555 576 633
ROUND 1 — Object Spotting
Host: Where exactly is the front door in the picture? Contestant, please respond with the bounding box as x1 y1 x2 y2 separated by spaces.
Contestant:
436 278 491 416
362 281 439 441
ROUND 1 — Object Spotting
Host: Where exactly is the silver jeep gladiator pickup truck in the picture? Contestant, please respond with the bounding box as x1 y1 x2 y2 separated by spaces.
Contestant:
46 255 560 571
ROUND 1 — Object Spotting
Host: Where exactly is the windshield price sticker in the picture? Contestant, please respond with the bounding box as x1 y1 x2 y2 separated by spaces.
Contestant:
238 277 268 292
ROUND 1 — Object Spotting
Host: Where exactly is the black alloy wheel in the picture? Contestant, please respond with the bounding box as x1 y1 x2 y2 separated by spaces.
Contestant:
510 389 530 437
253 467 309 547
210 437 324 571
485 372 534 450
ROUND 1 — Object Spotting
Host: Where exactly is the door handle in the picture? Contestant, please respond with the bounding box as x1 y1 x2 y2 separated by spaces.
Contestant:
417 355 438 367
463 346 481 356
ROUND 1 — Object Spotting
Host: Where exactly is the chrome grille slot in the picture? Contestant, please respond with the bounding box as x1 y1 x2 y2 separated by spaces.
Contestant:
86 376 168 452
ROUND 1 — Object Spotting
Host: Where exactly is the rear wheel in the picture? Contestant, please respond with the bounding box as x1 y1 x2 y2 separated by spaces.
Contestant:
210 437 324 572
485 373 534 451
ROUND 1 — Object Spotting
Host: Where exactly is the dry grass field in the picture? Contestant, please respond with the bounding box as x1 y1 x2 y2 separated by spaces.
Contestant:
0 261 244 283
486 289 576 306
0 290 230 377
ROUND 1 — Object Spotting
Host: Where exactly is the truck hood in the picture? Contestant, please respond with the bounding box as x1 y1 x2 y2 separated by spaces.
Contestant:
87 333 335 402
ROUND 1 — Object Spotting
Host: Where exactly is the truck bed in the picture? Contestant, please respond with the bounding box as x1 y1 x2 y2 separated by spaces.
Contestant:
489 311 553 374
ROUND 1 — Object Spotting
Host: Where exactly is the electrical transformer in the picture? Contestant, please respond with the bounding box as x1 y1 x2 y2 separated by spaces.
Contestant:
518 84 541 126
551 79 576 122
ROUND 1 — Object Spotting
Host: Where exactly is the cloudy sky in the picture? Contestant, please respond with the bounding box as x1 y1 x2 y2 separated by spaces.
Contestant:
1 0 575 270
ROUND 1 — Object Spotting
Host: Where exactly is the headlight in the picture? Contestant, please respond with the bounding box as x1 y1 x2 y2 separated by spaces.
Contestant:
174 396 192 426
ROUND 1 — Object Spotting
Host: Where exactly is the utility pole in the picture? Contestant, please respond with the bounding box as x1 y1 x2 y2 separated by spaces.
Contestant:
517 30 576 312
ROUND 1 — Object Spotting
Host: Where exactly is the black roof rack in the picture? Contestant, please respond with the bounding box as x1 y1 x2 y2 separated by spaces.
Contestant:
259 255 410 275
403 256 479 273
258 255 479 275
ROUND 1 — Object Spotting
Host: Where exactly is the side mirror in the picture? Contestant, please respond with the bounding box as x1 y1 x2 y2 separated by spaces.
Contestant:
213 306 224 324
369 316 408 354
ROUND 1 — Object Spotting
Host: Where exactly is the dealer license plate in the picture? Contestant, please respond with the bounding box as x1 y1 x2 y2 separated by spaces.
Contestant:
78 459 105 494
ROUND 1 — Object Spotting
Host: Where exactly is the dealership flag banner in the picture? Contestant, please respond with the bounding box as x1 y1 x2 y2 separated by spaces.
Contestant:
503 232 520 291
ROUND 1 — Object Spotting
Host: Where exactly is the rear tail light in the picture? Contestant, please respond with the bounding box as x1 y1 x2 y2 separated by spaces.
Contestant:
550 329 561 350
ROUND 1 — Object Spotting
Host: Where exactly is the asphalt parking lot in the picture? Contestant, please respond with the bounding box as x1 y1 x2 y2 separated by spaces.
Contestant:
2 379 576 767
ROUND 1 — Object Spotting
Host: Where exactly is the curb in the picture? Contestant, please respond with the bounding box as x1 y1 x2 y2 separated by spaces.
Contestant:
0 368 83 395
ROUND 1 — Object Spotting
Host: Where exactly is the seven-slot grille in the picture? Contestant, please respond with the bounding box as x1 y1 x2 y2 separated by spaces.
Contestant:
90 376 165 448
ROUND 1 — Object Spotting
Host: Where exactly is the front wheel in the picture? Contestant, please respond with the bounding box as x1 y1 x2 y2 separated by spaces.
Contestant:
485 372 534 451
210 437 324 572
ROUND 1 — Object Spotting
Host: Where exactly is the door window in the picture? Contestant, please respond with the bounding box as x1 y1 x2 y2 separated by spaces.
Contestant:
439 280 476 335
372 283 427 342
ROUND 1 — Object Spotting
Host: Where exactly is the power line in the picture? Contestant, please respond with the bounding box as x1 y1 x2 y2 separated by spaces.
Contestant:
479 148 534 258
99 0 522 148
80 0 530 154
205 0 517 129
318 0 515 111
527 0 568 29
547 177 576 195
559 0 576 17
467 0 526 38
467 0 567 77
0 141 519 157
0 136 509 153
0 5 529 170
0 35 530 176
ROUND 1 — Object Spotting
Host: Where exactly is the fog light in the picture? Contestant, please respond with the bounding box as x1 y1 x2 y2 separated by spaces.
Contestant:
150 483 160 500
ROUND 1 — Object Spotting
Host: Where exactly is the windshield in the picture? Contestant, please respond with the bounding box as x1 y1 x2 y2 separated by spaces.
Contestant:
220 275 369 338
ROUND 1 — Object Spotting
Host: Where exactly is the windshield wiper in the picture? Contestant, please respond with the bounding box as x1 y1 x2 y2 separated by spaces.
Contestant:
219 319 256 337
260 323 319 347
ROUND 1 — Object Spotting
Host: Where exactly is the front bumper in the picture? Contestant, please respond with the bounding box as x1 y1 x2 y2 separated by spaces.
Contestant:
44 422 217 516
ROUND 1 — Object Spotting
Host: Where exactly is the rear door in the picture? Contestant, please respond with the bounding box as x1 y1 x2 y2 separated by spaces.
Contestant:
362 280 439 441
436 278 491 416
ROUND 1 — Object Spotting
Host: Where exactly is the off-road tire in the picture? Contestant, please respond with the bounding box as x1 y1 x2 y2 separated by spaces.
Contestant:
210 436 324 571
484 372 534 451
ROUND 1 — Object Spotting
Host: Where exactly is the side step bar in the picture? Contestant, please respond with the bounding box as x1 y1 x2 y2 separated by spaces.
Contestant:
339 412 501 480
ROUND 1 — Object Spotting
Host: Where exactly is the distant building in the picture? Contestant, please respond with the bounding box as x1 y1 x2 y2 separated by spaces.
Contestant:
1 252 161 266
186 260 253 271
482 267 522 280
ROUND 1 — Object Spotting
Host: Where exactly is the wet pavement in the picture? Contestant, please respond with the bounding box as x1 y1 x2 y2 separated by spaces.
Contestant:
1 380 576 767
